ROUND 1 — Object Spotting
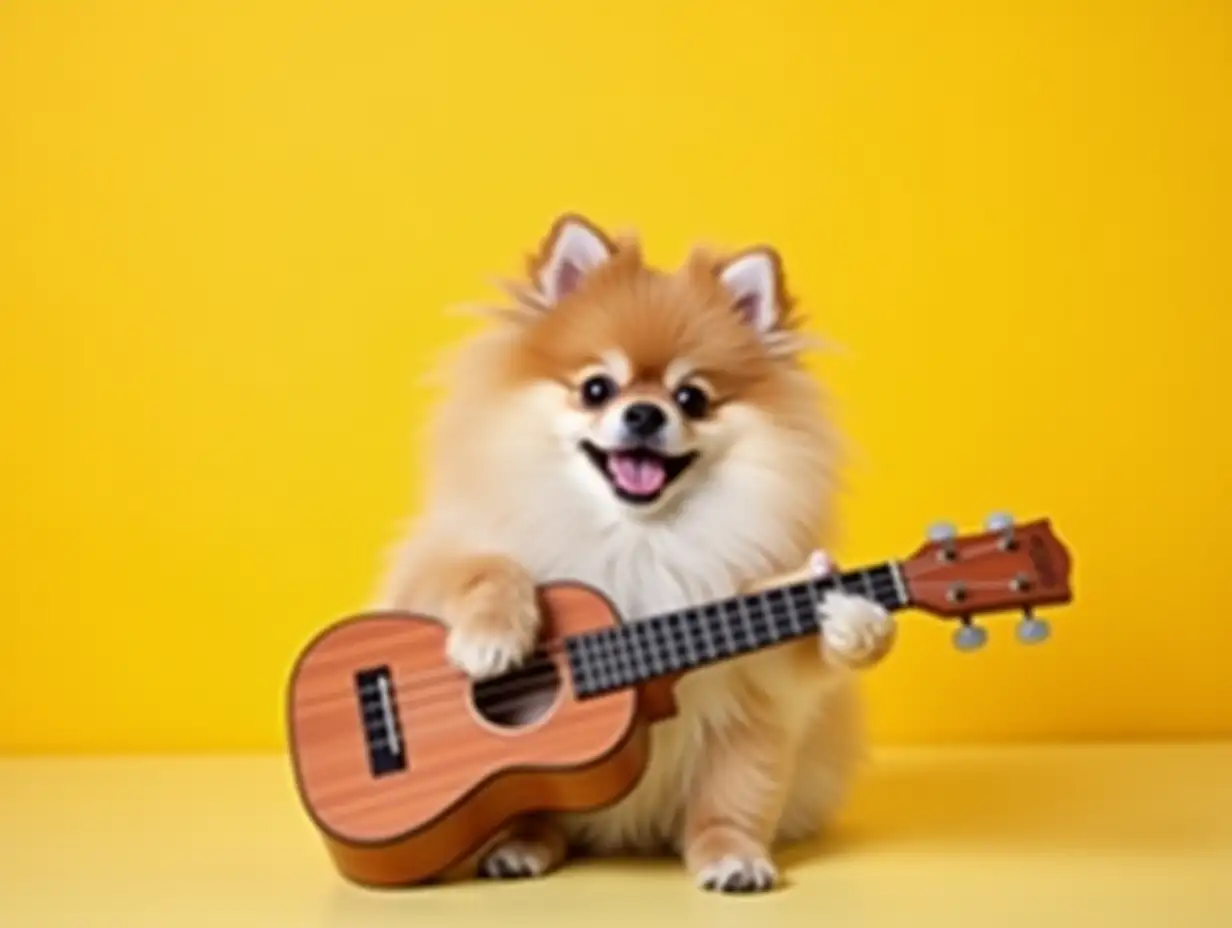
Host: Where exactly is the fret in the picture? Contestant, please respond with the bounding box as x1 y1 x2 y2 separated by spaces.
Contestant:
606 633 625 685
860 569 875 601
583 639 597 692
687 608 702 660
635 621 653 675
623 623 640 679
689 613 705 659
572 636 591 692
604 634 622 687
675 616 694 665
599 632 617 687
680 612 698 667
661 616 680 671
695 608 716 661
803 577 823 626
630 623 648 679
646 616 665 672
801 587 819 633
647 621 665 675
778 589 797 635
711 603 734 655
594 634 616 689
783 587 804 636
646 621 663 675
759 590 780 642
786 588 810 636
611 631 628 685
735 596 758 650
648 618 666 671
667 620 681 669
612 623 641 680
611 627 629 683
569 636 588 692
656 616 673 670
630 626 650 675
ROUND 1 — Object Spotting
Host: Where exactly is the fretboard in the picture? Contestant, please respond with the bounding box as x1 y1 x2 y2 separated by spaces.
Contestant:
563 561 910 699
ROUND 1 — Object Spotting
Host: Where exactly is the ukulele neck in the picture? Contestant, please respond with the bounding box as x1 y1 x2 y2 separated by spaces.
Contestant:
562 561 910 699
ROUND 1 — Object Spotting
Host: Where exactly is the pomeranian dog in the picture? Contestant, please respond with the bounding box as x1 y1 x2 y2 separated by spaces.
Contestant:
375 213 896 892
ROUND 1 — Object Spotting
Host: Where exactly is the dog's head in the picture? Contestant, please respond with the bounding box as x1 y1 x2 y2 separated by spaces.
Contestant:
435 214 835 533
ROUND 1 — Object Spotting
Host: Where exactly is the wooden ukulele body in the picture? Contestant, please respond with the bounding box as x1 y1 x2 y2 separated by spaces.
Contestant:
286 583 671 887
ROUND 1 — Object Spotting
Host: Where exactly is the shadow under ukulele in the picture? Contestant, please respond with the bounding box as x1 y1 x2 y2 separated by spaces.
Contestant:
285 512 1074 888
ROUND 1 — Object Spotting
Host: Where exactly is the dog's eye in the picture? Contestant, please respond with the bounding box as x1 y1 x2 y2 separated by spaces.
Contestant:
673 384 710 419
580 374 618 407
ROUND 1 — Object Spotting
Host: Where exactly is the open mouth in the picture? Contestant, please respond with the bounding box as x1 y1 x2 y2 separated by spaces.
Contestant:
580 441 699 505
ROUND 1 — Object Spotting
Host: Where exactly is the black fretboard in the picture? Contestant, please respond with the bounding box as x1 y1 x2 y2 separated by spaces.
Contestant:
563 561 910 698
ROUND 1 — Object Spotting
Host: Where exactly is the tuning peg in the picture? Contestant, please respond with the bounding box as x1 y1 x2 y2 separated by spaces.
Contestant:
985 510 1018 549
928 521 957 543
1015 608 1051 645
984 511 1014 533
952 618 987 652
928 521 958 561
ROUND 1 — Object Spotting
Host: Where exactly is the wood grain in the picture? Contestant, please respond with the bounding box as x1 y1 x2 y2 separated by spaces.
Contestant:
900 518 1073 618
286 582 650 886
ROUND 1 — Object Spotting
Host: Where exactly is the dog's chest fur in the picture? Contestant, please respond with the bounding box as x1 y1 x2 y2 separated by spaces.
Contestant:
500 508 810 852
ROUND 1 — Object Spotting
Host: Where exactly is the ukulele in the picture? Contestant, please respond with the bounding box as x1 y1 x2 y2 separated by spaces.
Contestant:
285 513 1072 887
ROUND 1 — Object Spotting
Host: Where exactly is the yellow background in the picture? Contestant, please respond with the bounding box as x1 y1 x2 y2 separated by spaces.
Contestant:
2 1 1230 754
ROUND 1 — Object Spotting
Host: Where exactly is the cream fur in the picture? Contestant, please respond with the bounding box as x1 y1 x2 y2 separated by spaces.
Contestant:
373 224 895 892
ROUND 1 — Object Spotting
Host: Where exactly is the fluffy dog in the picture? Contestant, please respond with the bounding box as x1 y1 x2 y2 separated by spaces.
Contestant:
375 214 896 892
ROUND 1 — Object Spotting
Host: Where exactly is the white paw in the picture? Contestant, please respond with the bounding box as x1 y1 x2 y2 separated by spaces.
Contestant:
447 629 529 679
695 855 779 893
446 580 539 680
819 591 896 668
479 840 555 879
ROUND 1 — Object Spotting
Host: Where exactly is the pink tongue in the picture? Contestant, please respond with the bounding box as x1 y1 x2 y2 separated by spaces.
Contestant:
608 453 666 496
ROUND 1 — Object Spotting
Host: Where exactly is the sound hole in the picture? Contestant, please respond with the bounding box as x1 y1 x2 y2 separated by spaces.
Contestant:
471 656 562 729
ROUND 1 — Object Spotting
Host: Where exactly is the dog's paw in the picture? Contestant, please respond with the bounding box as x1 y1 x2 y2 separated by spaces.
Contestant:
819 591 896 670
478 839 559 879
444 560 540 680
685 825 779 894
695 854 779 894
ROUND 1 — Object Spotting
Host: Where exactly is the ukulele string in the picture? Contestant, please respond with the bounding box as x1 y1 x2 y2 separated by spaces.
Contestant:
305 540 1027 713
322 571 921 754
295 535 1031 725
298 572 1028 724
296 571 927 726
298 584 854 751
322 558 1034 814
294 572 1017 723
295 571 899 714
297 568 913 706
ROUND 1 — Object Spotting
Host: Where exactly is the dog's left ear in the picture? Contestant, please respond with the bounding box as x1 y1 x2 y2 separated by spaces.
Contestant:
531 213 616 305
716 247 788 335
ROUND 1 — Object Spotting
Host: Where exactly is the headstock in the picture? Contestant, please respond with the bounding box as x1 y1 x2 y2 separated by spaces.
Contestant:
900 513 1073 651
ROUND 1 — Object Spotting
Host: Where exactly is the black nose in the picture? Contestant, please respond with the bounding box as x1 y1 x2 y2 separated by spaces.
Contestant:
622 402 667 438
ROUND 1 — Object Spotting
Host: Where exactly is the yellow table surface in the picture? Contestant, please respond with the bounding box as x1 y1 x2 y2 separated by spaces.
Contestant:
2 743 1230 927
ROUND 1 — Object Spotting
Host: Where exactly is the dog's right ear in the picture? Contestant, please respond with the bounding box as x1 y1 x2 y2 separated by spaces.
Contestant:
529 213 616 305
